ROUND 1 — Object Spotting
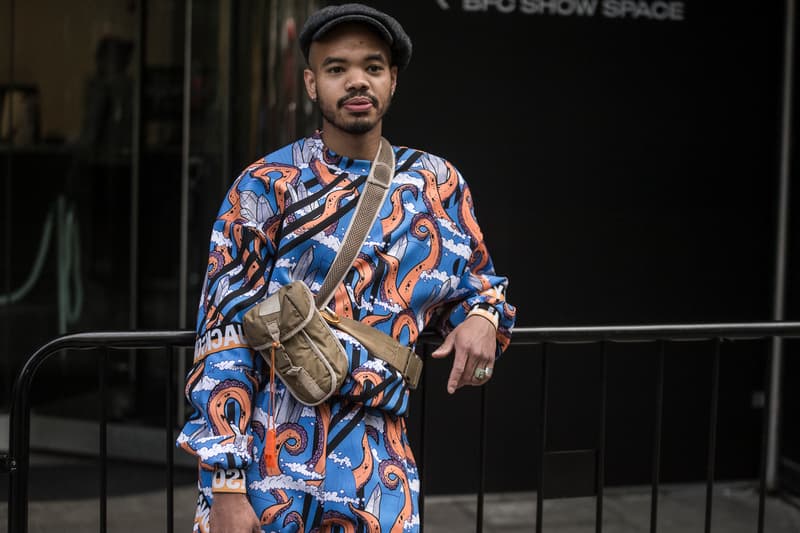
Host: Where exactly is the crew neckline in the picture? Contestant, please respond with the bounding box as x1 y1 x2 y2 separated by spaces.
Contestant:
315 130 375 175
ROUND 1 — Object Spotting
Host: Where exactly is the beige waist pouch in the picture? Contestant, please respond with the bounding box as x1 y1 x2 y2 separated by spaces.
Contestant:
243 280 348 406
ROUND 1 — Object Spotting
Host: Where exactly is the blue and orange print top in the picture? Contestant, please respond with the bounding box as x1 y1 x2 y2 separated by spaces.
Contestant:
177 131 516 478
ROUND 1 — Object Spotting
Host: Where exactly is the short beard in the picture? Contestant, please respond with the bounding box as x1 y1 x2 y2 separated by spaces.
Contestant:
317 91 392 135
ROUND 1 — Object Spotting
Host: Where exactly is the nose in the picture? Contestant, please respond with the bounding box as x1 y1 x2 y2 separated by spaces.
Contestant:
345 71 369 92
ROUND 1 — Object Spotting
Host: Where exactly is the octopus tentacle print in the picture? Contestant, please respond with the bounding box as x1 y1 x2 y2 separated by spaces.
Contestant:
375 241 406 308
207 380 251 441
458 184 490 273
351 429 376 491
391 309 418 345
305 403 331 487
352 253 376 304
383 413 415 467
260 494 294 526
332 284 354 319
179 132 514 533
283 511 305 531
380 459 413 533
398 213 442 304
361 312 393 328
316 511 356 533
419 169 455 225
254 163 301 211
351 367 386 405
310 158 342 187
349 503 382 533
381 183 419 238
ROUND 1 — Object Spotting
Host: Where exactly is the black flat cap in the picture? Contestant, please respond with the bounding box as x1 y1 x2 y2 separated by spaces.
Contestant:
299 3 412 70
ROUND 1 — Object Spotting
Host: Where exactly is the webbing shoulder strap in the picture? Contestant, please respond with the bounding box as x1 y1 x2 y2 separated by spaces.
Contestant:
315 137 395 309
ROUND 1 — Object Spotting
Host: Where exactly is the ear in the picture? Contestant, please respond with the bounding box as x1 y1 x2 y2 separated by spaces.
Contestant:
303 68 317 101
390 66 398 96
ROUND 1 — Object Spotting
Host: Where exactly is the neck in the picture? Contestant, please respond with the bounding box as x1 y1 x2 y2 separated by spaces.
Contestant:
320 122 383 160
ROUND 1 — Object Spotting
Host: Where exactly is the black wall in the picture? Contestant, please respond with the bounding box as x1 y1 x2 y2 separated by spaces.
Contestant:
354 1 795 495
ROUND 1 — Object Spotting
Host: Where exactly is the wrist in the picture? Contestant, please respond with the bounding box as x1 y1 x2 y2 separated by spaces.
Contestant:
211 467 247 494
467 305 499 330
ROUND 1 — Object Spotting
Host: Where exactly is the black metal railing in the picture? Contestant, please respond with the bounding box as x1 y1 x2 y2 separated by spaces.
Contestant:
4 322 800 533
419 322 800 533
5 331 193 533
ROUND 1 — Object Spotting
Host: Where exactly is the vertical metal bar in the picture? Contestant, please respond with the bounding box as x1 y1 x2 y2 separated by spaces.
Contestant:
7 394 27 533
419 343 428 533
476 384 488 533
179 0 193 331
177 0 193 427
167 347 176 533
768 0 796 491
220 0 233 194
8 352 30 533
99 349 108 533
129 0 144 334
758 338 773 533
595 341 608 533
650 341 665 533
56 196 67 334
2 0 15 411
536 343 549 533
704 339 721 533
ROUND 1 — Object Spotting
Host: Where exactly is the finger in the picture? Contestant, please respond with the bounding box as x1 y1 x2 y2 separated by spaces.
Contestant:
466 359 493 386
431 333 455 359
447 344 470 394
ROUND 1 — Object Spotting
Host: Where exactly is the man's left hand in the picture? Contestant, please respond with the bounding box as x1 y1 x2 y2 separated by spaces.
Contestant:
431 315 497 394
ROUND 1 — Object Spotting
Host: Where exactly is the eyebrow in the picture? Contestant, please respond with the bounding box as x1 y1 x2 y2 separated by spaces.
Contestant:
320 53 388 67
321 56 345 67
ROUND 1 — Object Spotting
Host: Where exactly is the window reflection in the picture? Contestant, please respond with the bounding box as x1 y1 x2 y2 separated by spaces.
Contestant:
0 0 319 430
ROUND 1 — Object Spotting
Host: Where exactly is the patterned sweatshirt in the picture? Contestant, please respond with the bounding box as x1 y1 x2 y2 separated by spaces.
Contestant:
176 132 515 532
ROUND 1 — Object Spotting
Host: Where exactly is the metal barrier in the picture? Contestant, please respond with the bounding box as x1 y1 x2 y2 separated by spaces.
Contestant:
4 322 800 533
5 331 193 533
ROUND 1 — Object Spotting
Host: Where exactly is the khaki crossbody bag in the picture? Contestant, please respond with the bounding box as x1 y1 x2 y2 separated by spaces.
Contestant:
242 138 423 407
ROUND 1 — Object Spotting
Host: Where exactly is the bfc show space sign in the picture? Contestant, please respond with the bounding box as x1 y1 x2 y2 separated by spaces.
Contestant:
440 0 686 20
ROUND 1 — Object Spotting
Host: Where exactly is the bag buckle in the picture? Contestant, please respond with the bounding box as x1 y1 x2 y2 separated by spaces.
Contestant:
320 308 340 324
403 350 424 390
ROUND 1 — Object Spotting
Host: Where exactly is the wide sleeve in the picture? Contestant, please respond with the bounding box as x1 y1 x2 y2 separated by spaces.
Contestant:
176 169 279 485
438 165 516 357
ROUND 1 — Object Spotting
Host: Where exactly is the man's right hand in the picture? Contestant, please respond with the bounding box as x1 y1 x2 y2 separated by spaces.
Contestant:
209 492 261 533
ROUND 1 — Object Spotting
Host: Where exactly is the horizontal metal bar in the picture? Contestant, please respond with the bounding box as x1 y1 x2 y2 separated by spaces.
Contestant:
20 321 800 361
465 322 800 344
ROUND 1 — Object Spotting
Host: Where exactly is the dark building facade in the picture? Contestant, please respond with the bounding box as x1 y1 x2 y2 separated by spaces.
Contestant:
0 0 798 499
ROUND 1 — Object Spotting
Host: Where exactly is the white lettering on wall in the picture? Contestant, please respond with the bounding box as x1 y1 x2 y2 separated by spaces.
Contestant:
520 0 599 16
463 0 517 12
452 0 685 20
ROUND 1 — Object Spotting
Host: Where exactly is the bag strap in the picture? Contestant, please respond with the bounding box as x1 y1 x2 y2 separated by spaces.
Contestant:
321 310 423 389
315 137 395 309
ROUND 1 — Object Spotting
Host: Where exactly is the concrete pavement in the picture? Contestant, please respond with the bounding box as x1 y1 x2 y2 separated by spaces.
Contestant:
0 453 798 532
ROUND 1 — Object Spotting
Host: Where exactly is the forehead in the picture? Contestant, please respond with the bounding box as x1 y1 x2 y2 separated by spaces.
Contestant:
308 22 391 65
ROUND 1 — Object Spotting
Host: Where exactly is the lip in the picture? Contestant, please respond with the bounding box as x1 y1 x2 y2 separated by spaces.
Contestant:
342 96 374 112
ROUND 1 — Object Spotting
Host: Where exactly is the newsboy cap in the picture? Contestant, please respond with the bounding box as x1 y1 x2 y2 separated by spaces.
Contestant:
299 3 412 70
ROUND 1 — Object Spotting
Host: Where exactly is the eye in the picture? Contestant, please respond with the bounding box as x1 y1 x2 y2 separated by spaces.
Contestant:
326 66 344 74
366 64 384 74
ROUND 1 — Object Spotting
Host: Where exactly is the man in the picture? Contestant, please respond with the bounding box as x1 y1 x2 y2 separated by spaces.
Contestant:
177 4 516 532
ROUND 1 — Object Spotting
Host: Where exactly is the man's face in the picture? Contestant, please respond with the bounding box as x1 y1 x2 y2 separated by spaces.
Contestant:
304 23 398 136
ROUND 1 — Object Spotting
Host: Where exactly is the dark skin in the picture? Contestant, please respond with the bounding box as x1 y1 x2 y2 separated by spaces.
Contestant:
209 21 497 533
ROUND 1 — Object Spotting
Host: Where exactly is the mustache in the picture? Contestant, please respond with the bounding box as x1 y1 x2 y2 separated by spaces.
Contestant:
337 92 378 108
